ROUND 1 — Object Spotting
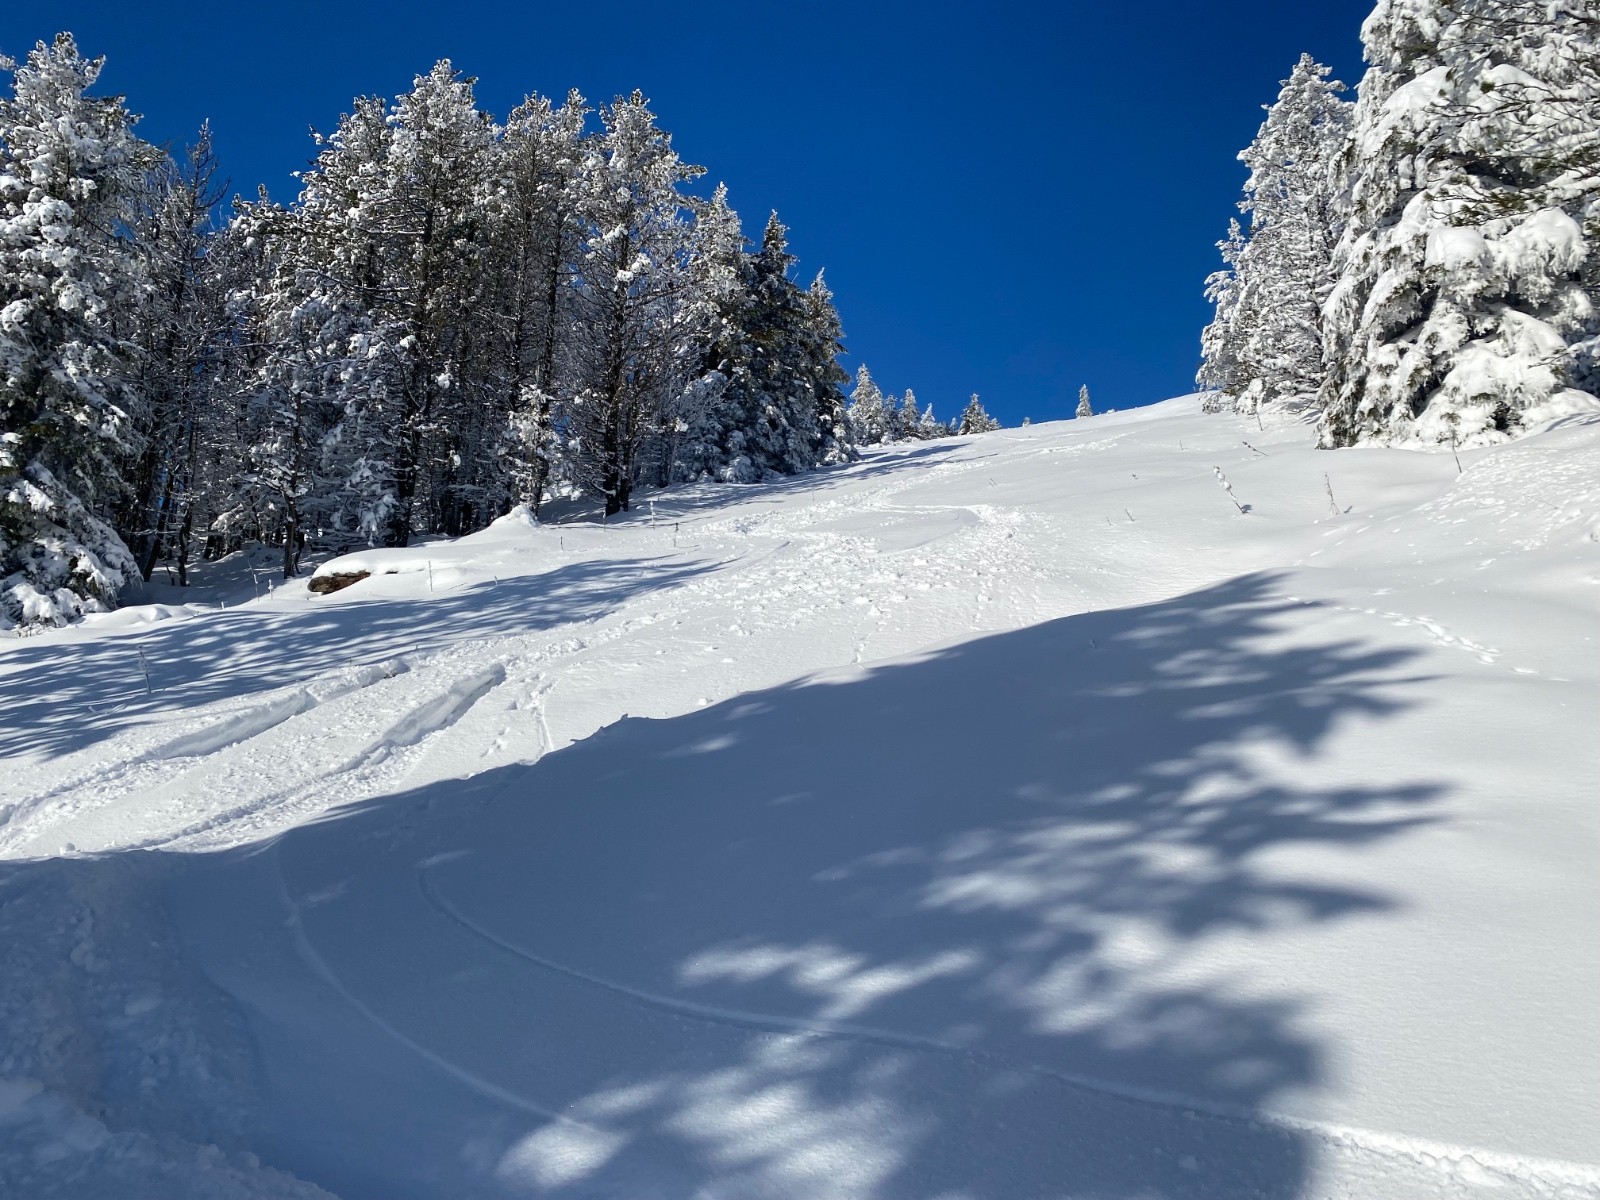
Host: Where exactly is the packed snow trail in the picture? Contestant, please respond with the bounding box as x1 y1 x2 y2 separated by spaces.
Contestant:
2 397 1597 1199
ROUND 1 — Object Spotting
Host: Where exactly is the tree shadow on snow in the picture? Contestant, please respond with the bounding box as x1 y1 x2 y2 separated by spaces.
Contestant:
0 572 1448 1199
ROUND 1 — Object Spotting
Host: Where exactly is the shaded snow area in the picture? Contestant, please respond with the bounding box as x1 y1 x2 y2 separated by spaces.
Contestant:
3 397 1598 1199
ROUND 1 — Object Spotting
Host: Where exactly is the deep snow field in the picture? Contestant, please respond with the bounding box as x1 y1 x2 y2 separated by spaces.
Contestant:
1 396 1597 1199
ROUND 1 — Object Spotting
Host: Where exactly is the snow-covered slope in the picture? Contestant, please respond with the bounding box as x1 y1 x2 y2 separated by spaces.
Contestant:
2 397 1597 1199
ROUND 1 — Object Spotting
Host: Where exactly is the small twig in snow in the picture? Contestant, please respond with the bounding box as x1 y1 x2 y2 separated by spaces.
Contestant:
1243 440 1268 457
1214 466 1248 514
1445 412 1464 474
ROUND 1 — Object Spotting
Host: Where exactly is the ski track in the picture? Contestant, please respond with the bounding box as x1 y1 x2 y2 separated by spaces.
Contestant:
273 854 589 1129
412 859 1600 1199
0 659 505 857
0 658 414 847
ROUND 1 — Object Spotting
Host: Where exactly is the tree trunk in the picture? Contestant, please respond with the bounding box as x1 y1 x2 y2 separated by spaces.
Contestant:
175 502 193 587
282 507 299 579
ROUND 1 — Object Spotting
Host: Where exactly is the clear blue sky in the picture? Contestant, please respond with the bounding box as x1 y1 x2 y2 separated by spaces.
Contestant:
6 1 1372 427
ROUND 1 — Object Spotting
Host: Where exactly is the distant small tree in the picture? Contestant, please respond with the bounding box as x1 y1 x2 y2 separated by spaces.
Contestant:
801 270 853 464
957 393 999 434
1075 385 1093 418
898 388 922 439
845 365 890 445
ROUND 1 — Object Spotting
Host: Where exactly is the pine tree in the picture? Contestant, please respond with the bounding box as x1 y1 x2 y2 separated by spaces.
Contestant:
801 271 853 464
880 391 904 443
0 35 157 627
227 206 370 577
566 92 703 515
958 393 1000 434
1199 55 1351 416
120 125 231 583
490 88 588 514
374 61 498 539
662 181 744 484
1320 0 1600 447
712 212 819 480
1198 219 1249 409
269 62 498 546
1076 384 1094 418
898 388 923 439
845 365 889 445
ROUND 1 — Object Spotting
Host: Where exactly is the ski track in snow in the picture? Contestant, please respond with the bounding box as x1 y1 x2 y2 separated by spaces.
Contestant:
414 859 1600 1198
275 853 588 1129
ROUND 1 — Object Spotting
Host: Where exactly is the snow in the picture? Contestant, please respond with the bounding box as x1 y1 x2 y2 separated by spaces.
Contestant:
1424 225 1490 273
2 396 1597 1199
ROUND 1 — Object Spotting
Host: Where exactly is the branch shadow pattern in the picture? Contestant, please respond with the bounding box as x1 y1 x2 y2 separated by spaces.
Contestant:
146 571 1448 1199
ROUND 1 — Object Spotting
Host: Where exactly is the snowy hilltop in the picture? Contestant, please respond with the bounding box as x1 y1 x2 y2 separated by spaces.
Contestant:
2 398 1597 1199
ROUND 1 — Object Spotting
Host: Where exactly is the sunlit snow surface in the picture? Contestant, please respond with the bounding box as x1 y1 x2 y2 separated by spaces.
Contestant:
2 397 1597 1199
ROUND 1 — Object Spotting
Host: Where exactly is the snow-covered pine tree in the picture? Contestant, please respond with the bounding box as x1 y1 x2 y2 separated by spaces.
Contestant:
1198 219 1249 410
660 181 741 484
220 199 371 577
235 96 397 556
958 393 1000 434
375 62 498 538
273 62 499 544
881 391 906 443
713 212 819 480
120 125 231 583
489 88 588 514
1199 54 1351 416
0 35 157 627
899 388 923 439
1319 0 1600 447
1076 384 1094 417
566 91 703 515
801 271 854 464
916 401 947 439
845 365 889 445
